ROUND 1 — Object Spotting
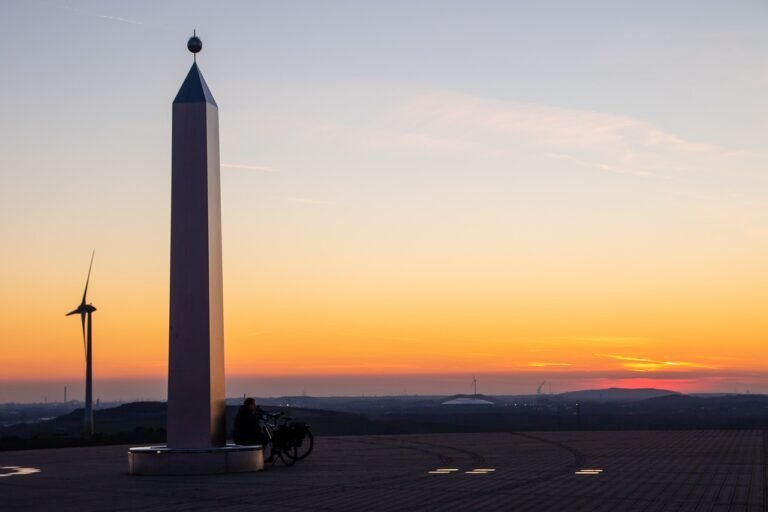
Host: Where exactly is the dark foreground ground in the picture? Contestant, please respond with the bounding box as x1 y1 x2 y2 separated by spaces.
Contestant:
1 430 766 512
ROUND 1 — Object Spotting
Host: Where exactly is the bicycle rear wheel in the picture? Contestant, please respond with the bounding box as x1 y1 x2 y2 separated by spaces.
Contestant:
278 438 298 466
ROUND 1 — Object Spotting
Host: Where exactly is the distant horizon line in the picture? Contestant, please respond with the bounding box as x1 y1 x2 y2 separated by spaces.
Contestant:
3 372 766 403
4 387 768 406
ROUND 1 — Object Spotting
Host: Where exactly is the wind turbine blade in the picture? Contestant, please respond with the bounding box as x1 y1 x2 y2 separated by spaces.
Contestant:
81 249 95 305
66 308 80 316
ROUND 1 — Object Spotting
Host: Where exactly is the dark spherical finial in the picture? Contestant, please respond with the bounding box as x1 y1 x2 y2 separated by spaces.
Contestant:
187 35 203 54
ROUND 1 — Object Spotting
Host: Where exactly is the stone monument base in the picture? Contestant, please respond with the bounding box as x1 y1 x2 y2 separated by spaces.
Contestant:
128 444 264 475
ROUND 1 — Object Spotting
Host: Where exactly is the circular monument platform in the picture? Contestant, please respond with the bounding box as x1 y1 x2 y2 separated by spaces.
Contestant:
128 444 264 475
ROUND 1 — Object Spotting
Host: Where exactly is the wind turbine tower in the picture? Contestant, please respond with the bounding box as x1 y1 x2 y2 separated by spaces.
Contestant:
66 251 96 437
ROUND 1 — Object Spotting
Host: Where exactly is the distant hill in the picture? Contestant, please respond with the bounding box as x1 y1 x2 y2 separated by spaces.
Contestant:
559 388 680 402
0 401 392 446
441 394 497 406
0 401 166 439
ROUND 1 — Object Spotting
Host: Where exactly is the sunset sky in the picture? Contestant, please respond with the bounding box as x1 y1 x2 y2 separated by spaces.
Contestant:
1 1 767 402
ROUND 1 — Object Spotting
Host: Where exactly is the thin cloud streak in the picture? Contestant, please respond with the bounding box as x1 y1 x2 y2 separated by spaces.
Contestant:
286 196 341 206
598 354 715 373
35 1 173 30
544 152 680 180
222 163 280 173
95 14 165 29
550 336 655 346
273 86 758 187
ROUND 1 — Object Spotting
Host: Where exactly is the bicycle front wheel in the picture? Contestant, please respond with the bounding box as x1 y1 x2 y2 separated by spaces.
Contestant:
295 427 314 460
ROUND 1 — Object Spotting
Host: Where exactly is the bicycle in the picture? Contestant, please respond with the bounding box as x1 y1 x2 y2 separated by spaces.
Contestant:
263 412 315 463
261 412 298 466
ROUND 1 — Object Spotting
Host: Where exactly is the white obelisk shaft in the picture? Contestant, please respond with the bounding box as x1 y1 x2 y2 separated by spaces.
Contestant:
167 63 225 449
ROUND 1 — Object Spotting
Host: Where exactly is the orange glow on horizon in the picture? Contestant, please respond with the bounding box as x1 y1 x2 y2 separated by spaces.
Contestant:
2 254 765 395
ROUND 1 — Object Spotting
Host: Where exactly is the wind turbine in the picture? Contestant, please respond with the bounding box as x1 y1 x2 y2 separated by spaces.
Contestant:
66 250 96 437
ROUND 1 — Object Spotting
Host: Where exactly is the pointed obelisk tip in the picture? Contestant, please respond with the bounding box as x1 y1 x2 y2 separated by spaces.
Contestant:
174 30 216 105
187 32 203 55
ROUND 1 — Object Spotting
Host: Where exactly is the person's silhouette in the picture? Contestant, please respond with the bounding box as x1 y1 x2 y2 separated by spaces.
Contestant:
233 397 267 446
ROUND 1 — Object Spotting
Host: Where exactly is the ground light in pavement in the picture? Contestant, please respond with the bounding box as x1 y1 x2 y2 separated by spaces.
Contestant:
0 466 41 478
466 468 496 474
427 467 497 475
574 468 604 475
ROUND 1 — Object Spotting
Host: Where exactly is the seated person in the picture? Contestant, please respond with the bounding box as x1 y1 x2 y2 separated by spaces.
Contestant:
233 397 268 446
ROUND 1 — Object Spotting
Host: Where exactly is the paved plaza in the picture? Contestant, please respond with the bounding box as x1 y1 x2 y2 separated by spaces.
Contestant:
1 430 766 511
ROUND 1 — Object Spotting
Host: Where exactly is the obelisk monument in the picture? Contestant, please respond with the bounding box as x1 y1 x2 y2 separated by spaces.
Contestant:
166 33 226 449
129 36 262 474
